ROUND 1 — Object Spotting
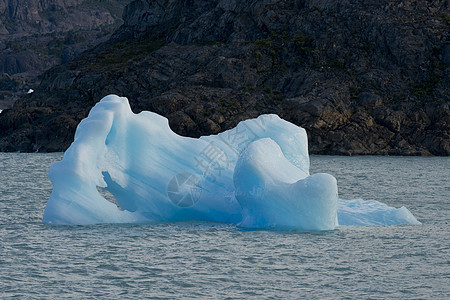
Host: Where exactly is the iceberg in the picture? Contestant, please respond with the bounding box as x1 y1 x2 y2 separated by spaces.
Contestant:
234 138 338 230
338 199 420 225
42 95 420 229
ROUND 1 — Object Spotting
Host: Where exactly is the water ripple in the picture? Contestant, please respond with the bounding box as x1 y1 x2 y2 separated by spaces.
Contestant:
1 153 449 298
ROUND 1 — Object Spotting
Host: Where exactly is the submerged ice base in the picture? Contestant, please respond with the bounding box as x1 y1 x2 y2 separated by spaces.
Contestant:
43 95 420 229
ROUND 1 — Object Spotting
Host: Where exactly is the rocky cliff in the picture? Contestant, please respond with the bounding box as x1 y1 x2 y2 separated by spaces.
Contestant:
0 0 448 155
0 0 130 107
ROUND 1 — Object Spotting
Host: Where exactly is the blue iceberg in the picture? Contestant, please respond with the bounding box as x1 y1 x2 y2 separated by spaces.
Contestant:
42 95 420 229
234 138 338 230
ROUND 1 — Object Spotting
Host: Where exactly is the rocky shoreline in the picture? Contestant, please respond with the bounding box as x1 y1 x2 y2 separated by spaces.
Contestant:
0 0 448 155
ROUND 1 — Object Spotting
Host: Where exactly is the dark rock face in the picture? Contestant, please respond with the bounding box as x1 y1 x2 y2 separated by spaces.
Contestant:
0 0 448 155
0 0 131 106
0 0 126 35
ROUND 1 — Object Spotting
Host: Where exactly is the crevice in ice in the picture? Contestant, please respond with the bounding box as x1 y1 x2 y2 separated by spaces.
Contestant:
96 186 122 210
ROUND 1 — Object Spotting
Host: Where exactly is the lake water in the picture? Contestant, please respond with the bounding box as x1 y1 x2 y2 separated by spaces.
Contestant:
0 153 449 299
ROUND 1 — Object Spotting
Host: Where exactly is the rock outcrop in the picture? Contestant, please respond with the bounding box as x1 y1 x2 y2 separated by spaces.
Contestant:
0 0 131 106
0 0 448 155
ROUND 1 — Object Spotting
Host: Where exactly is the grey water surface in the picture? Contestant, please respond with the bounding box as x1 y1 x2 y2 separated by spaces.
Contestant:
1 153 449 299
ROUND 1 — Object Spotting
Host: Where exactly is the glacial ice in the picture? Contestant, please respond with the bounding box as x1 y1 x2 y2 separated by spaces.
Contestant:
234 138 338 230
338 199 421 225
42 95 420 229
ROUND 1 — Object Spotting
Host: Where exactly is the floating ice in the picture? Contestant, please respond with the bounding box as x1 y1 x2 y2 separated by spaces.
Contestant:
42 95 420 229
338 199 421 225
234 138 338 230
43 95 307 226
